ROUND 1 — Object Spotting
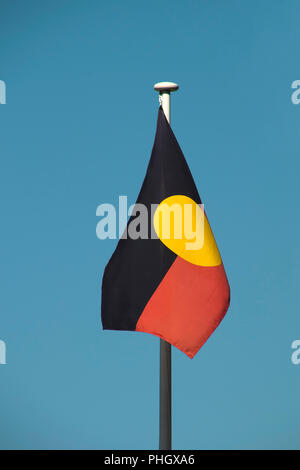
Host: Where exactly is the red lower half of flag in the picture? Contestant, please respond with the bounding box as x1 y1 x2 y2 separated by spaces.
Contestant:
136 257 230 358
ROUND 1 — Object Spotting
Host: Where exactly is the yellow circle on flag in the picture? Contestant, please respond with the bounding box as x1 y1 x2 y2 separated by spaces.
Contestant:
153 195 222 266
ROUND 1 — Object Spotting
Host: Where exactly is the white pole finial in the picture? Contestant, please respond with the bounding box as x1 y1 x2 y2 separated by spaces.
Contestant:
154 82 179 124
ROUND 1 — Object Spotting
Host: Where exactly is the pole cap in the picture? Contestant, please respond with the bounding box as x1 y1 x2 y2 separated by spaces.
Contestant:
154 82 179 93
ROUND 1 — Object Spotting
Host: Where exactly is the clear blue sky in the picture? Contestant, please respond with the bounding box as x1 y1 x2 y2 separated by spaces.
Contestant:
0 0 300 450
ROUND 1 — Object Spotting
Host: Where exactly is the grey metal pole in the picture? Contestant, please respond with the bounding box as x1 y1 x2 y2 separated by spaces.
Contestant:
153 82 179 451
159 339 172 449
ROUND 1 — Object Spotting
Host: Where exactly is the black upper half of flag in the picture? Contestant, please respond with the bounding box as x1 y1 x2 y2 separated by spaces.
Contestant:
101 106 201 331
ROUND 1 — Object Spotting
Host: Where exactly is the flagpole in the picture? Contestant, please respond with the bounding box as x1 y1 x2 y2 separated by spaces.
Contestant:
154 81 179 451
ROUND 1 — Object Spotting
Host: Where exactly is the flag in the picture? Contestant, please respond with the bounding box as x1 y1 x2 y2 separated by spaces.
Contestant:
101 106 230 358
